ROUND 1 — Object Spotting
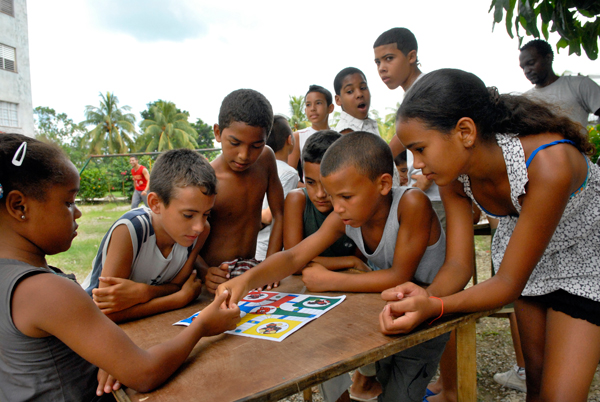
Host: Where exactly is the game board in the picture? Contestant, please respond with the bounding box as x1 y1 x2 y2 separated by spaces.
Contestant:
174 291 346 342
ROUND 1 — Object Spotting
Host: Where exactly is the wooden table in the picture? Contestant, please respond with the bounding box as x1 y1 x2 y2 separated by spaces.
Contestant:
114 276 496 402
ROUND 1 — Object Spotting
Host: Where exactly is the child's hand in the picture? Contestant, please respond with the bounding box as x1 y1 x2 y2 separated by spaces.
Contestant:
195 290 240 336
96 368 121 396
351 257 372 272
216 276 249 309
379 294 437 334
301 262 331 292
178 271 203 305
205 263 230 294
93 277 150 314
381 282 428 303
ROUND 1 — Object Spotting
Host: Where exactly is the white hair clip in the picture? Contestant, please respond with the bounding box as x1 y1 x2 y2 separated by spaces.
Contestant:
12 142 27 167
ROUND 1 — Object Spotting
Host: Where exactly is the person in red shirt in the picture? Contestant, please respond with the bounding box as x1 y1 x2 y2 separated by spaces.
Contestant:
129 156 150 209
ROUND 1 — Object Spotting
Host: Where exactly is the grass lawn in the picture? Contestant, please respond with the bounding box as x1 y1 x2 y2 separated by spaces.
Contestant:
46 203 131 281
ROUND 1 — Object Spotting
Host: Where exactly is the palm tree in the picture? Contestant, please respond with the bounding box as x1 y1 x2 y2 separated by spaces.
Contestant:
287 95 309 131
138 101 199 151
82 92 137 154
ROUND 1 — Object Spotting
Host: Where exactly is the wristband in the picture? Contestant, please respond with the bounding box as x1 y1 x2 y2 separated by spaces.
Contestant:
428 296 444 325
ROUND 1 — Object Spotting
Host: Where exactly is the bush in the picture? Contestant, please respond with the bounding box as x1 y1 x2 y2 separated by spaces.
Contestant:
588 124 600 164
79 168 108 202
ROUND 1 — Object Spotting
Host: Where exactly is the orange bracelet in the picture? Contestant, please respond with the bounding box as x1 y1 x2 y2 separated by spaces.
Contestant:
428 296 444 325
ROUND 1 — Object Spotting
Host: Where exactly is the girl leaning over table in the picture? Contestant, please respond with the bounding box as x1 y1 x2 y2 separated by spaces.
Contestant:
380 69 600 402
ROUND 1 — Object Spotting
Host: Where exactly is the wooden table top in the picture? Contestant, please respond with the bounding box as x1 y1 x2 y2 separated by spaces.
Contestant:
120 276 493 402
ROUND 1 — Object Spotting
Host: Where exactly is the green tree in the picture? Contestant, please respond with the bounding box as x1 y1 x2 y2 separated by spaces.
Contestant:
138 100 199 151
371 103 401 143
489 0 600 59
190 118 215 149
82 92 137 154
140 99 186 122
34 106 88 167
190 117 219 160
588 123 600 163
287 95 309 131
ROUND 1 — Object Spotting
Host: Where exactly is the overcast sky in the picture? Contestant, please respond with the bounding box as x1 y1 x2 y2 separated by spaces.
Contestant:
26 0 599 131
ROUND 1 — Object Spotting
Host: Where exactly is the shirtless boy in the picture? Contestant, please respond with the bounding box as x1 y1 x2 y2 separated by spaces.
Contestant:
200 89 284 293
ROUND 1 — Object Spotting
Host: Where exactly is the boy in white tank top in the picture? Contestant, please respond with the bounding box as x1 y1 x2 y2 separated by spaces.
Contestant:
218 132 448 402
83 149 217 323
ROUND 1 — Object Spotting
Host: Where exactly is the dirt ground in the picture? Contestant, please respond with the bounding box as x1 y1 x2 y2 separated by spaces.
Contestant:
279 242 600 402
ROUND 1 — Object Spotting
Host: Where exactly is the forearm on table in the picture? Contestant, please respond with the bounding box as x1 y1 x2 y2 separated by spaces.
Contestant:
329 269 415 293
439 274 521 315
425 259 473 297
144 283 181 299
123 318 213 392
312 256 362 271
106 291 190 323
243 251 300 290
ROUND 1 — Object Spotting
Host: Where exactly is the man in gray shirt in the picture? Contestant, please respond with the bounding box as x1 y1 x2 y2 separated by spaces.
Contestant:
519 39 600 129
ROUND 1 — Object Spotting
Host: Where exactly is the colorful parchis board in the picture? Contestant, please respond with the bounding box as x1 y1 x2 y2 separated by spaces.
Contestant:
174 291 345 342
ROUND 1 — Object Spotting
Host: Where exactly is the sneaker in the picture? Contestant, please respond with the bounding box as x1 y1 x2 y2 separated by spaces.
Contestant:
493 365 526 392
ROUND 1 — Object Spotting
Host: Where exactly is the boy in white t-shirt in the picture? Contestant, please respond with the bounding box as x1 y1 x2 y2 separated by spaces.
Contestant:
288 85 335 173
333 67 379 135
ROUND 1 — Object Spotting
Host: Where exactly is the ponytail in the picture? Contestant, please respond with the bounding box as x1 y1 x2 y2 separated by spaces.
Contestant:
398 69 594 155
490 93 594 155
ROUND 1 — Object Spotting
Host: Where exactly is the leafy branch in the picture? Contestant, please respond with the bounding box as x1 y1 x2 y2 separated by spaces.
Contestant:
489 0 600 59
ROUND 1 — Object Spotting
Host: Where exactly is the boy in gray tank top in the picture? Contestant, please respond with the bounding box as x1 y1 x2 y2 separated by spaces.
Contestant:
219 132 449 402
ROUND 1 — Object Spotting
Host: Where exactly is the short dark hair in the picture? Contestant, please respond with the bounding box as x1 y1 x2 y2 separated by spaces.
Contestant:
267 115 292 153
520 39 553 60
394 150 407 166
334 67 367 95
306 85 333 106
302 130 341 165
320 132 393 181
374 27 418 56
0 133 71 202
218 89 274 135
149 148 217 206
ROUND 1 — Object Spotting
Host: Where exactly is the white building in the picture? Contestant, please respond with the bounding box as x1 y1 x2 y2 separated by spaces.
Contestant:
0 0 34 136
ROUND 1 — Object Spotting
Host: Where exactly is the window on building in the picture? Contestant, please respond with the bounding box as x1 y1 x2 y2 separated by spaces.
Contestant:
0 101 18 127
0 0 14 17
0 44 16 72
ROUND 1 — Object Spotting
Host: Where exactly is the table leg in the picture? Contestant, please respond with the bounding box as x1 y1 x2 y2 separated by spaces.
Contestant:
303 387 313 401
455 321 477 402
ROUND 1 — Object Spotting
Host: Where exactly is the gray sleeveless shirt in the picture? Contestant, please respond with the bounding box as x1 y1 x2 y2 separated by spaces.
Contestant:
0 259 97 401
345 187 446 284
